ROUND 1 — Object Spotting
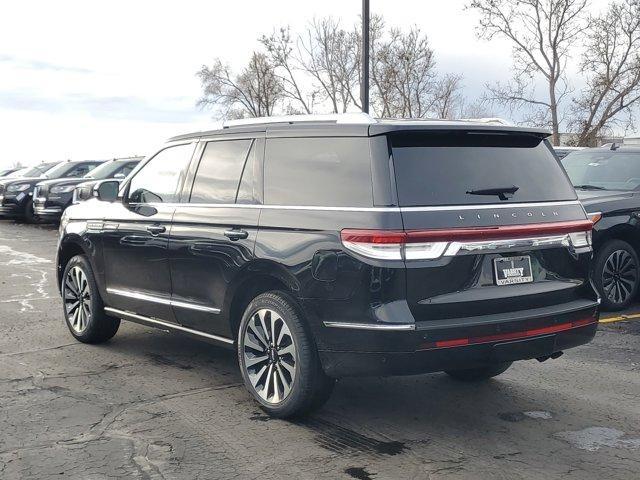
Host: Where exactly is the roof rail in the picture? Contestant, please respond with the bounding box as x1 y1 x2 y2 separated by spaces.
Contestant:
222 112 376 129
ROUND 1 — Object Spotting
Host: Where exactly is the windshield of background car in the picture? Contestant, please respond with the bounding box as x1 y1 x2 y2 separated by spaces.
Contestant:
562 151 640 191
19 163 59 177
84 162 122 179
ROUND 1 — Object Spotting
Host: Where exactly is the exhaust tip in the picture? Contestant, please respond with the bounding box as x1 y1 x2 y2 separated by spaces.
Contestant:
536 351 564 362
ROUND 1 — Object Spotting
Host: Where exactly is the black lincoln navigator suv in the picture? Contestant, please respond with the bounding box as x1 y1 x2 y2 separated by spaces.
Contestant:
56 114 599 417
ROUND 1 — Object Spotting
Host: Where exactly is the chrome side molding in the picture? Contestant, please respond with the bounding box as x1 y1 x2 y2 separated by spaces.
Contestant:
106 287 221 314
104 307 233 345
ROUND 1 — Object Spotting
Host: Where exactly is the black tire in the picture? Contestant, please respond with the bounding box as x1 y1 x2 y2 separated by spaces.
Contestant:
237 291 334 418
445 362 512 381
593 239 639 311
62 255 120 343
24 198 38 224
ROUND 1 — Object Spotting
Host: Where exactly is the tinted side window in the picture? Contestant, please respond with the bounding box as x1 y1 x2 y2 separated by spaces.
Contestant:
190 139 252 204
128 144 194 204
264 137 372 207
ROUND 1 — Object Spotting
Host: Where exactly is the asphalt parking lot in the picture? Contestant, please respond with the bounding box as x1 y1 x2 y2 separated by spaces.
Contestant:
1 220 639 480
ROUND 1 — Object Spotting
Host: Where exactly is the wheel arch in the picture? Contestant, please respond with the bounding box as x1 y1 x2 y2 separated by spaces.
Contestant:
56 237 91 293
225 260 301 340
594 224 640 258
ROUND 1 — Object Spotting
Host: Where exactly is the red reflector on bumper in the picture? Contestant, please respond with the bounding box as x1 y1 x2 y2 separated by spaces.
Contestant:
423 317 597 350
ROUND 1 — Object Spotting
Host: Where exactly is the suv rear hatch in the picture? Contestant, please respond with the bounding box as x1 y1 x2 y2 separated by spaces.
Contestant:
388 130 596 324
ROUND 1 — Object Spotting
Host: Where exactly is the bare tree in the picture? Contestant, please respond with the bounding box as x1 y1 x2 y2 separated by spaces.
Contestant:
569 0 640 146
432 74 465 118
260 27 315 114
368 24 443 118
198 15 467 120
197 52 283 118
468 0 588 145
297 17 361 113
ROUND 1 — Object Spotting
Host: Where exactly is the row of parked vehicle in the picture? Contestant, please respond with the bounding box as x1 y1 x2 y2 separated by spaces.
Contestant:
0 157 142 222
2 114 639 417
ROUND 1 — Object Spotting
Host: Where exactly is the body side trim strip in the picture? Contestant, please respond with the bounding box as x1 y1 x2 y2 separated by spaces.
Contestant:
104 307 233 344
323 321 416 331
106 288 221 314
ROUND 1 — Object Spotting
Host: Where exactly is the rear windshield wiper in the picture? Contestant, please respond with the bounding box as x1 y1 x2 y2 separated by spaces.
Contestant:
466 185 519 201
573 184 606 190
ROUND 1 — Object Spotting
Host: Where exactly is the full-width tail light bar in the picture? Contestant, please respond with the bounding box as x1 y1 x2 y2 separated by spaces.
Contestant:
341 220 593 261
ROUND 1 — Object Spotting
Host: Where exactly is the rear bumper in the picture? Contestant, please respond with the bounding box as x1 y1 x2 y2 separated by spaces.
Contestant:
320 321 597 377
316 299 599 377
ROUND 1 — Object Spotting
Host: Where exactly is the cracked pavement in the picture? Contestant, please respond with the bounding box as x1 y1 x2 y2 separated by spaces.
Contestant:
1 220 639 479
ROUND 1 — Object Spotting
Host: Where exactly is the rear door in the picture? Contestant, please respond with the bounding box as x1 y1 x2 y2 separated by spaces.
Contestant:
169 135 262 337
387 130 595 323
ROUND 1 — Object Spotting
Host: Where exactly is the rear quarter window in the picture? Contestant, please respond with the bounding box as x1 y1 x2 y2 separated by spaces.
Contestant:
390 131 577 206
264 137 372 207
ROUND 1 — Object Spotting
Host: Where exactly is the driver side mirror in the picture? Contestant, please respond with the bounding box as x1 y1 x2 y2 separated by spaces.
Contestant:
95 180 120 202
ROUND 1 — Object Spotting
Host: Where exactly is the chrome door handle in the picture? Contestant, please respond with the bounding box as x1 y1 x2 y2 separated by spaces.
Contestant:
224 229 248 241
146 225 166 235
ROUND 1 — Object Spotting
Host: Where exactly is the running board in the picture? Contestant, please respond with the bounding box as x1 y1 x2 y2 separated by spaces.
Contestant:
104 307 234 348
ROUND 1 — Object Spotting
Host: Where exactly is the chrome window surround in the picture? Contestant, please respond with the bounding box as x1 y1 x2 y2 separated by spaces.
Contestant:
106 288 221 314
104 307 233 345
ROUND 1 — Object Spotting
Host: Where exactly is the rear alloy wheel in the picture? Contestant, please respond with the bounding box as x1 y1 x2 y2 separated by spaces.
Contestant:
242 308 297 403
238 291 334 418
62 255 120 343
594 240 639 311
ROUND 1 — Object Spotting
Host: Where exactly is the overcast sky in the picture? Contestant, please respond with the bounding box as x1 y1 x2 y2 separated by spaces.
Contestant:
0 0 624 168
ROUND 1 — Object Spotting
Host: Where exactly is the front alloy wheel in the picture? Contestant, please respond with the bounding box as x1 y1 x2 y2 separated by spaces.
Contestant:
242 308 297 404
602 249 637 306
595 240 639 311
61 255 120 343
64 265 92 333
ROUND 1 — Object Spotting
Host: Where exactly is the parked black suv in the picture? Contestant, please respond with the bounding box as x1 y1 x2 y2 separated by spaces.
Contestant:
1 160 103 222
0 162 59 220
34 157 141 222
57 115 599 417
562 145 640 310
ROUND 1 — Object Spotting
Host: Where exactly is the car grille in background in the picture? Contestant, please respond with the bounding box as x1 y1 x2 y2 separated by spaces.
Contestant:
33 186 40 198
0 184 4 194
36 184 48 196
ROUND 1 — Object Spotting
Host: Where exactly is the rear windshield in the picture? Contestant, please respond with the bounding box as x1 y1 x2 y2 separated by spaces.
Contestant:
390 131 576 206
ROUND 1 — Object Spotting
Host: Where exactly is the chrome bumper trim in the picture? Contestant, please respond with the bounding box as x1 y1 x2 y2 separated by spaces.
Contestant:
323 321 416 331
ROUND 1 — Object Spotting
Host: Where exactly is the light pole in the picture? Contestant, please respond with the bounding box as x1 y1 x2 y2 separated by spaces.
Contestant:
361 0 370 114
